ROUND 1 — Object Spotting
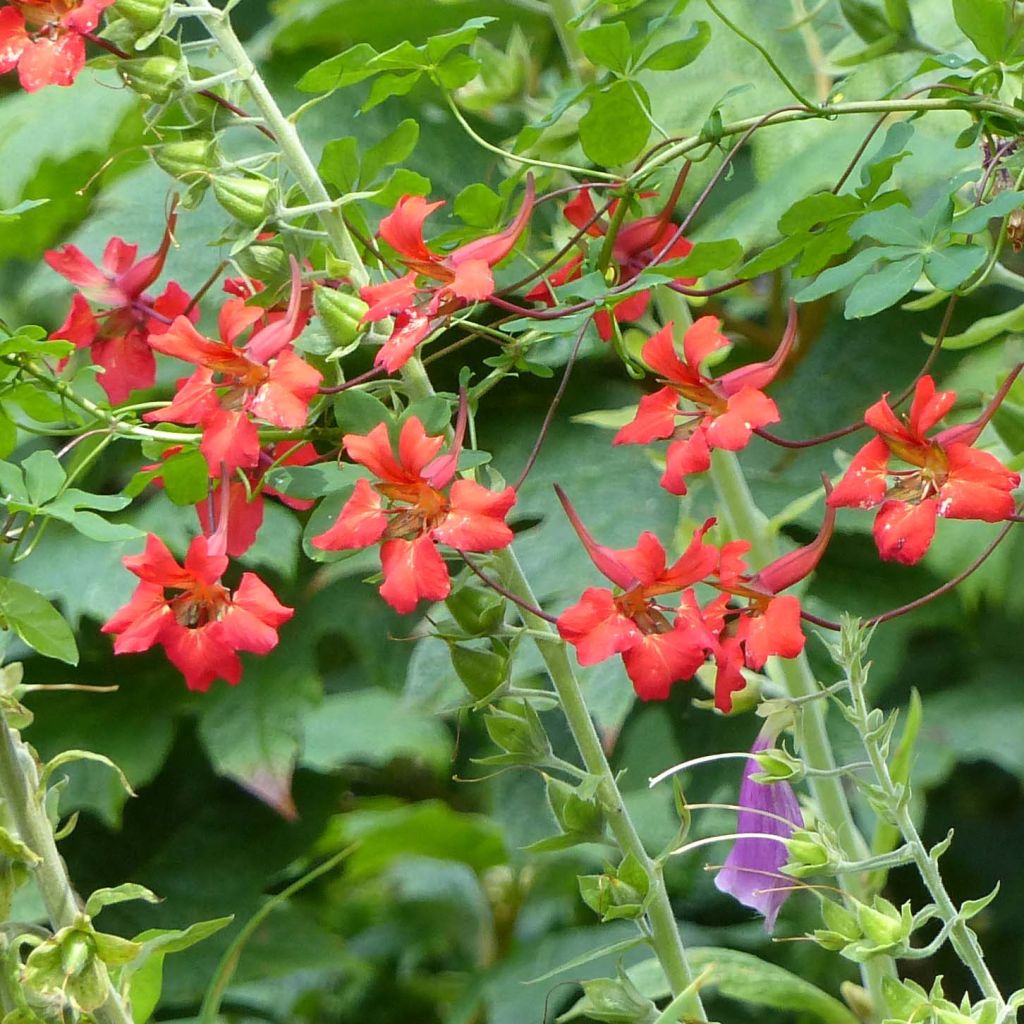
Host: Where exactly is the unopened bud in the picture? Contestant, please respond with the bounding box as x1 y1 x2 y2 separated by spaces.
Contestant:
450 642 508 700
752 746 805 783
151 138 220 181
446 584 505 636
483 701 550 761
856 895 910 948
113 0 169 30
784 827 835 876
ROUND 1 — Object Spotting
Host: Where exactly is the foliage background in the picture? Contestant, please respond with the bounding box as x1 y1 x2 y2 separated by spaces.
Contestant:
1 1 1022 1021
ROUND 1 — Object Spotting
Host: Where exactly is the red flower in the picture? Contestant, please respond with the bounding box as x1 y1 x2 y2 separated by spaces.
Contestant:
554 486 719 700
0 0 112 91
613 309 795 495
828 375 1020 565
526 185 696 339
311 412 516 613
145 261 321 474
195 442 319 557
361 177 535 372
102 533 292 691
45 207 193 404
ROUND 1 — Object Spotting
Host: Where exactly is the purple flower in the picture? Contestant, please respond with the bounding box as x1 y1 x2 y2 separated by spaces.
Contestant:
714 729 803 931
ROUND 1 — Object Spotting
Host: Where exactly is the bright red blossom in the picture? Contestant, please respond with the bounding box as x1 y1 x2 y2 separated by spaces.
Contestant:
144 262 320 474
526 185 696 340
311 416 516 613
46 209 193 404
0 0 112 91
361 177 535 372
614 311 795 495
102 534 292 691
828 375 1020 565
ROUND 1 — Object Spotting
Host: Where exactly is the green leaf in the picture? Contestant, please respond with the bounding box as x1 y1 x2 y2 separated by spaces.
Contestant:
839 0 893 42
22 450 66 506
954 191 1024 235
454 182 503 227
960 882 1000 921
371 166 432 206
922 244 986 291
362 70 424 113
301 689 452 774
924 301 1024 349
318 136 360 194
638 238 742 280
159 448 209 506
85 883 160 919
856 121 913 200
42 749 134 796
424 15 496 62
297 42 381 92
795 247 887 303
844 255 923 317
197 645 321 818
882 0 912 34
953 0 1011 61
0 577 77 664
526 936 648 984
638 21 710 70
333 389 394 434
579 81 650 168
361 118 420 184
0 199 49 221
850 204 927 246
578 21 633 74
263 462 367 501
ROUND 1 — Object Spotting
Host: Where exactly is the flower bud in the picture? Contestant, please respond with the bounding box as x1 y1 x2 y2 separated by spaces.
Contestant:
113 0 169 30
856 895 910 948
151 138 220 181
483 701 550 762
117 55 186 103
813 897 863 950
751 746 805 783
577 975 658 1023
784 827 835 877
212 174 277 227
546 775 605 841
314 286 370 347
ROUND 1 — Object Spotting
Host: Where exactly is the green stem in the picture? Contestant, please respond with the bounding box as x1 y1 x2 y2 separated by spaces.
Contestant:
547 0 589 84
397 357 704 1016
184 0 368 286
629 97 1024 186
656 291 895 1014
493 547 707 1020
0 718 133 1024
846 656 1004 1007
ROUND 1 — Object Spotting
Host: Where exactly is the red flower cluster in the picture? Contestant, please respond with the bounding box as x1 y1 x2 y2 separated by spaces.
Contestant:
526 186 696 339
312 413 516 613
46 208 194 404
103 534 292 691
829 375 1020 564
555 487 832 711
145 260 321 474
614 312 794 494
0 0 111 91
361 178 535 372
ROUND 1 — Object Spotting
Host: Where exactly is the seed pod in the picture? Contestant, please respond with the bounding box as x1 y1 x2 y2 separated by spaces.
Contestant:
151 138 220 181
446 584 505 636
117 55 186 103
314 286 370 346
113 0 168 30
213 175 276 227
450 642 508 700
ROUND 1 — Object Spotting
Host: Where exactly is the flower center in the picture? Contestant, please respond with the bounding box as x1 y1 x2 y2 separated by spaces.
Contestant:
168 581 230 629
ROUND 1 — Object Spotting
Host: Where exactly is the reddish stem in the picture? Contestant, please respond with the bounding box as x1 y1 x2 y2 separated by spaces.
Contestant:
461 554 559 624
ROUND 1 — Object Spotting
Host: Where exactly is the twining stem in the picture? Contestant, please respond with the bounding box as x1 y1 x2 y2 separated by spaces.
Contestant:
183 0 369 286
0 718 134 1024
493 548 708 1020
845 647 1005 1009
398 357 705 1017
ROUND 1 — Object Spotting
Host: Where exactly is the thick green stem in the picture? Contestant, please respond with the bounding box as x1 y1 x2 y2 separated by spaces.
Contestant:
0 719 133 1024
847 659 1004 1008
493 548 707 1020
185 1 368 286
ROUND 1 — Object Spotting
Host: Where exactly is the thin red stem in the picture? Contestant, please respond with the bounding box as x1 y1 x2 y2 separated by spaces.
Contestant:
461 554 559 624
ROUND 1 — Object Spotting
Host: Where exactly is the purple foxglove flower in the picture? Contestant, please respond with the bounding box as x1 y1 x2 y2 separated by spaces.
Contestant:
714 729 803 931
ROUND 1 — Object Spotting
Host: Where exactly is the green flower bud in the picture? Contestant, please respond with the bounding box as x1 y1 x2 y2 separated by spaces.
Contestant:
784 827 833 876
314 286 370 347
117 55 186 103
856 895 910 948
235 244 289 282
752 746 806 783
483 701 550 762
546 776 605 840
212 174 276 227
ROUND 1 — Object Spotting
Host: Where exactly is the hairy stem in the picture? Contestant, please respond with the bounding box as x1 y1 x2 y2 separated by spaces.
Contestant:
0 718 133 1024
845 649 1005 1008
184 0 369 286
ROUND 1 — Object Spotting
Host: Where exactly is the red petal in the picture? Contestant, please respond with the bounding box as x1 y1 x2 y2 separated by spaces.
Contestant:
873 499 937 565
218 298 265 346
182 534 229 585
91 330 156 404
144 368 220 426
433 481 516 551
161 624 240 691
556 587 641 665
248 351 321 429
397 416 446 478
738 595 804 670
102 582 169 652
221 573 293 651
196 480 264 558
827 437 891 509
938 444 1019 521
661 428 711 495
448 175 534 268
613 387 679 445
379 535 451 613
373 308 434 373
360 272 421 321
705 387 778 450
449 258 494 301
200 408 261 474
908 374 955 437
17 32 83 90
311 477 387 550
682 316 730 372
44 244 108 295
51 293 98 349
622 627 705 700
563 189 603 235
379 195 445 263
344 422 409 483
641 323 696 386
0 8 29 73
122 533 192 587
